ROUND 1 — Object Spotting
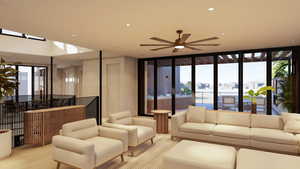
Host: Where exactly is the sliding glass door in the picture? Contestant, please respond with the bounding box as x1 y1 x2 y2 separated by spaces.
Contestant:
139 47 298 116
157 59 172 111
271 50 293 115
195 56 214 110
175 58 192 113
218 54 239 111
243 52 267 114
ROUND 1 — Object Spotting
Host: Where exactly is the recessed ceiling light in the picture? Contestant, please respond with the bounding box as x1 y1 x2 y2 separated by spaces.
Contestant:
208 8 215 11
126 23 131 27
175 45 185 49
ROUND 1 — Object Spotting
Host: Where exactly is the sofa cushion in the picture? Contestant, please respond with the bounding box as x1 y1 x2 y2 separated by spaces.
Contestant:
251 114 283 129
186 106 206 123
131 125 154 144
251 128 298 145
179 123 216 135
284 120 300 134
109 110 133 125
237 148 300 169
62 119 98 140
282 112 300 123
218 112 251 127
213 125 250 139
85 136 123 165
205 110 218 124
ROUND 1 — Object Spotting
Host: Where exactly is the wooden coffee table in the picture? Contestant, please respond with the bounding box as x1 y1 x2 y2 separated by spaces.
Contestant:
151 110 170 134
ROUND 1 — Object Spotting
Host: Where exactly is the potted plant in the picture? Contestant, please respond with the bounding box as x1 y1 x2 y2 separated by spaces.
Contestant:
243 86 274 114
0 57 18 103
0 129 12 158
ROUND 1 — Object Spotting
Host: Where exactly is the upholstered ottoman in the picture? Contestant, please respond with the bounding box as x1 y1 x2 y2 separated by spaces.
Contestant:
237 149 300 169
161 140 237 169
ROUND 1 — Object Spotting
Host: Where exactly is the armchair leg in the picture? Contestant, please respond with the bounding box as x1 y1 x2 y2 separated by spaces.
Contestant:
121 154 124 162
130 151 135 157
56 162 60 169
150 138 154 144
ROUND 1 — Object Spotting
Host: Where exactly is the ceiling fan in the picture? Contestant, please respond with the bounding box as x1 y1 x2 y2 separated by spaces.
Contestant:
140 30 220 53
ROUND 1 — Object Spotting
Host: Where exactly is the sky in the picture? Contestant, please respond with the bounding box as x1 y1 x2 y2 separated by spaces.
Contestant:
179 62 267 84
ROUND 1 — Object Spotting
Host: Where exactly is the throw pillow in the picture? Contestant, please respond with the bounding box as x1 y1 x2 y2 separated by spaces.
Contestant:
186 106 206 123
284 120 300 134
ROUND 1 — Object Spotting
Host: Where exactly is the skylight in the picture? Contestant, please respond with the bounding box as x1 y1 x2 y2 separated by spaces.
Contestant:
53 41 89 55
0 28 46 41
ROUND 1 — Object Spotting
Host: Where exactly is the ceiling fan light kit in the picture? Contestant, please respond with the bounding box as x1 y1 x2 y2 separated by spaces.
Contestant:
140 30 220 53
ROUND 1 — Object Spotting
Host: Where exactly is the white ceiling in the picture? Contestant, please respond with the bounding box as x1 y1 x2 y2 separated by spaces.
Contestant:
0 0 299 58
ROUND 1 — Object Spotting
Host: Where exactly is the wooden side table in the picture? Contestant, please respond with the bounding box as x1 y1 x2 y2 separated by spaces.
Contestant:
151 110 170 134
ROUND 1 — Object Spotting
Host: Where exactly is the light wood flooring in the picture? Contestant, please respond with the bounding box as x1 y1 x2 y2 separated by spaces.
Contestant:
0 134 178 169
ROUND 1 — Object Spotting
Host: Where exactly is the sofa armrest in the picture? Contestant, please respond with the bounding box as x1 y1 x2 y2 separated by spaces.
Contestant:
171 111 186 136
99 126 128 152
103 122 138 146
52 135 94 155
132 117 156 134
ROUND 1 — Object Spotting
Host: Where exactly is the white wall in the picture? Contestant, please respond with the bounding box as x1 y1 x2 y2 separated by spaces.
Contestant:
81 59 99 97
81 56 138 118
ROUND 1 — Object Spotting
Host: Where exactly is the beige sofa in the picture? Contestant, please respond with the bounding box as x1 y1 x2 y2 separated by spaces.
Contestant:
103 110 156 156
171 107 300 154
52 119 128 169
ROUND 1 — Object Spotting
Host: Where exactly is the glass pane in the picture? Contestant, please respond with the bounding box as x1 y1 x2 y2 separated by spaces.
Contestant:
243 52 267 114
195 56 214 110
145 61 154 115
2 29 23 37
157 59 172 112
34 67 47 100
272 50 293 115
218 54 239 111
18 66 32 101
175 58 192 113
25 34 45 41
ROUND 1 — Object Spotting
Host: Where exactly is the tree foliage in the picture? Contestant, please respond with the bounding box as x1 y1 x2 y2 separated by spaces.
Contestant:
0 57 18 100
243 86 274 103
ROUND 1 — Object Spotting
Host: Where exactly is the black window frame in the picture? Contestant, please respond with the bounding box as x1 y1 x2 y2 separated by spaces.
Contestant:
138 46 300 116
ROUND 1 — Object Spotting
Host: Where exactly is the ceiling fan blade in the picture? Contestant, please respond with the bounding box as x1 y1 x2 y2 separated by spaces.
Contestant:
173 48 179 53
185 46 202 51
180 34 191 43
188 44 220 46
187 37 219 44
140 44 173 46
150 46 173 51
150 37 174 44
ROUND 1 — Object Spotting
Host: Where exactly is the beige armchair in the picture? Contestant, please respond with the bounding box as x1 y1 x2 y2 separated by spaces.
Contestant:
103 111 156 156
52 118 128 169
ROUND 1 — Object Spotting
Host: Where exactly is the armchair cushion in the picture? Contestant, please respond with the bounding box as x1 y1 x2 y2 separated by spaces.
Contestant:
85 137 123 165
131 125 155 144
99 126 128 152
109 111 133 125
62 118 98 140
132 117 156 133
52 135 94 155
